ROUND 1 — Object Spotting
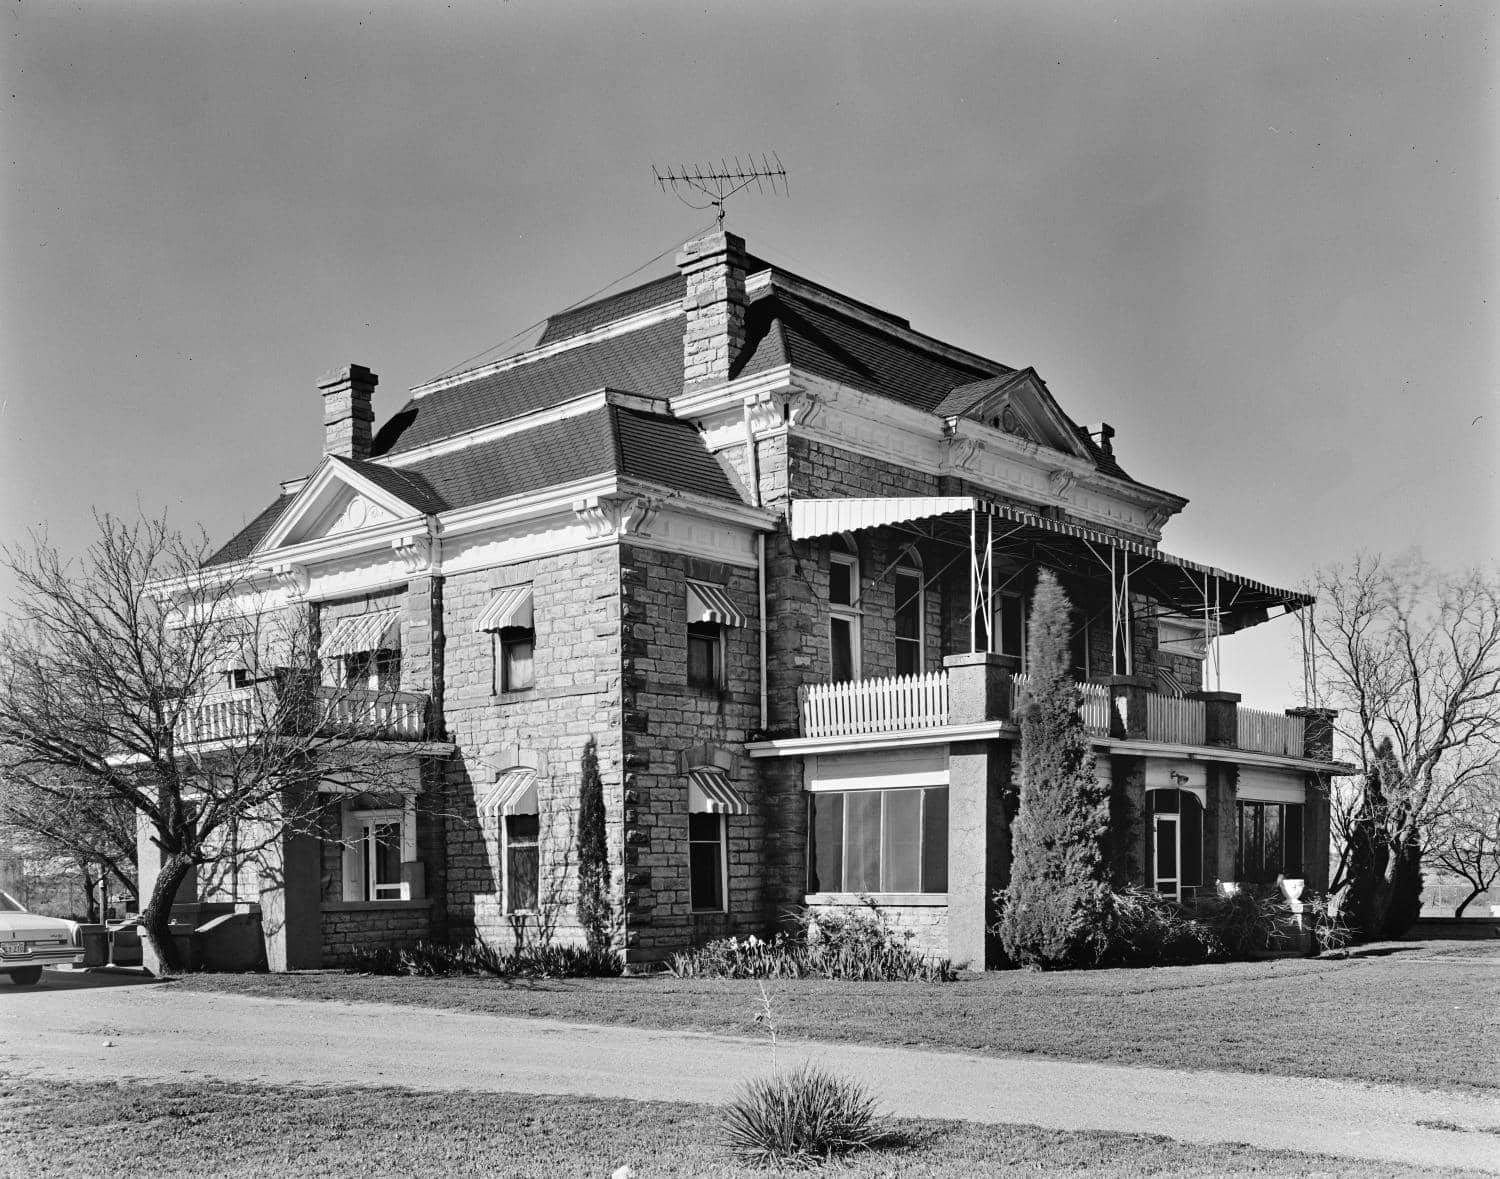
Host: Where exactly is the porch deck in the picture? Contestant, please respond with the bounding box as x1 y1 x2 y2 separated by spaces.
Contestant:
797 670 1308 758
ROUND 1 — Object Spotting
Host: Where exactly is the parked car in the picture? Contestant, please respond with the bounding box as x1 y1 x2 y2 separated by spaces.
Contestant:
0 890 83 985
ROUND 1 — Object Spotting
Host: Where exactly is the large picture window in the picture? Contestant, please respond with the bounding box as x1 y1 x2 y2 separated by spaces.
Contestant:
807 787 948 894
1237 801 1305 884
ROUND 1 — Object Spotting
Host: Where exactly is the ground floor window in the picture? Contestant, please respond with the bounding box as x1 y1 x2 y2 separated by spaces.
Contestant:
807 787 948 894
1237 801 1304 884
689 813 726 912
504 813 540 913
341 794 416 902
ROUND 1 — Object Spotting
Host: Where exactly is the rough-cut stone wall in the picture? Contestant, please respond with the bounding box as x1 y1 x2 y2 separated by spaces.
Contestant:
619 544 764 964
320 902 434 966
807 898 949 961
438 545 624 951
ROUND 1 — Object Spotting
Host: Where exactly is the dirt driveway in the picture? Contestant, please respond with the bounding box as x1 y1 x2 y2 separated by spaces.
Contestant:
3 969 1498 1174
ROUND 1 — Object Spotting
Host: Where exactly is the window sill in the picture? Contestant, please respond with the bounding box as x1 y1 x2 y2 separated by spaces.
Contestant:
691 908 729 916
492 688 536 703
804 892 947 907
325 899 433 912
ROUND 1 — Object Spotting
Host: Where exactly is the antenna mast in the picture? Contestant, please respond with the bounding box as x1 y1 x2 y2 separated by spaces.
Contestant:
653 154 788 225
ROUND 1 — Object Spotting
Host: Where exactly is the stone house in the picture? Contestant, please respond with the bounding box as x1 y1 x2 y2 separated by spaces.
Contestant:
144 229 1343 970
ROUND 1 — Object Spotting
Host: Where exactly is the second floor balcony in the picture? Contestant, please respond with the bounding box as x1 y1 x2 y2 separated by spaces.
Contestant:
797 668 1315 760
178 678 432 747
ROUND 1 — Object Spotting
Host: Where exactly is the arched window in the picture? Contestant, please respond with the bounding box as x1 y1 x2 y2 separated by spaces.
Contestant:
894 546 924 676
1145 787 1204 901
829 534 861 681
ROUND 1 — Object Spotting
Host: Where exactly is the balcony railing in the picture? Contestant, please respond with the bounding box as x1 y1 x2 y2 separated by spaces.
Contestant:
799 670 949 738
1237 707 1306 757
178 682 430 746
797 671 1305 758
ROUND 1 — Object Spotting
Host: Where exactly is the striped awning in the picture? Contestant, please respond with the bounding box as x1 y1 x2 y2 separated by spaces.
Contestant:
1157 667 1191 697
475 585 534 632
318 609 401 660
480 769 538 819
687 582 747 628
687 768 748 815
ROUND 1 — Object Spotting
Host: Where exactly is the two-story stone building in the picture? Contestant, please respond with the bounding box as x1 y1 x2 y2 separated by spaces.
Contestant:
148 228 1341 971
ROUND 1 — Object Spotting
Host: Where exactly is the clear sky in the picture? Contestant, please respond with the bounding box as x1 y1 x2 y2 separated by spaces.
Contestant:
3 0 1495 709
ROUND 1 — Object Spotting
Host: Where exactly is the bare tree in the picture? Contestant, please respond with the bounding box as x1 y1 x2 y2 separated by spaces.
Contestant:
1313 554 1500 938
1427 774 1500 917
0 514 418 971
0 763 138 919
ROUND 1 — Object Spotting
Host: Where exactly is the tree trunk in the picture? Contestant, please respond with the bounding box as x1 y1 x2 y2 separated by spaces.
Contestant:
1454 888 1483 918
1378 839 1424 938
140 852 195 974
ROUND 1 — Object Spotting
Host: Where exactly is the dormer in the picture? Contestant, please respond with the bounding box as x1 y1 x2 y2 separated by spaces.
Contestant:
935 368 1094 462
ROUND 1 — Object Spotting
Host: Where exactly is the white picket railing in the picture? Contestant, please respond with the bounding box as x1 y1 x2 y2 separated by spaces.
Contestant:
799 671 950 739
1146 693 1206 746
178 683 429 745
1237 707 1305 757
1010 674 1112 737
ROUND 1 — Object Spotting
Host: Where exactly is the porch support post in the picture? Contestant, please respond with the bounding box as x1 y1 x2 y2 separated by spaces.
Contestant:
947 737 1011 970
257 778 324 972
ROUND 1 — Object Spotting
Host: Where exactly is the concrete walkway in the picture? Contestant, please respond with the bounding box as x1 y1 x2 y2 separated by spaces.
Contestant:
2 971 1497 1173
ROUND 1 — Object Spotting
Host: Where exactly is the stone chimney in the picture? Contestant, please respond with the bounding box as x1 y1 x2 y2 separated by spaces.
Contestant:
1088 422 1115 458
676 229 747 392
318 364 378 460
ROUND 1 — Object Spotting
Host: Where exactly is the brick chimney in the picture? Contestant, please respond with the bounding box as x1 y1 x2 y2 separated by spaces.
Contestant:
318 364 378 460
676 229 747 392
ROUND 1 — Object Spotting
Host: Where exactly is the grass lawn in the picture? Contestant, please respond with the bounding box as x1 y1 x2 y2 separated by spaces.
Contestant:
173 939 1500 1093
2 1075 1485 1178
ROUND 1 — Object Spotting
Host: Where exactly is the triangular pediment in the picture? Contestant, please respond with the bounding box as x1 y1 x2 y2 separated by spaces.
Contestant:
253 457 426 555
941 369 1091 460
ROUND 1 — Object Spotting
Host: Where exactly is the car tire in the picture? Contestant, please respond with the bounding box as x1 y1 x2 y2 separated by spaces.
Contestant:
6 966 44 985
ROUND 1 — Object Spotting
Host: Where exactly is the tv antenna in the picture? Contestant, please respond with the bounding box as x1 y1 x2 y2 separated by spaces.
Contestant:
653 154 788 226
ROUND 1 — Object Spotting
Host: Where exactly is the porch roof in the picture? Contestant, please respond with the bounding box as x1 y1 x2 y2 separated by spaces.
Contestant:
788 497 1312 635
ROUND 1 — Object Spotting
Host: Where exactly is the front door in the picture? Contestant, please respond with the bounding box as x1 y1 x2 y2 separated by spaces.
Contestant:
1153 814 1179 900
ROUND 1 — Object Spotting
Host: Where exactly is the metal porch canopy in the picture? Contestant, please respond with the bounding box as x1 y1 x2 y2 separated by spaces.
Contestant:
788 496 1312 641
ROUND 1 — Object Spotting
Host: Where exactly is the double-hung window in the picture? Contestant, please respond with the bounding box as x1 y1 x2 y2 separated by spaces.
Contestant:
319 609 403 691
687 767 747 913
807 786 948 895
829 535 861 682
482 768 540 914
686 582 746 692
341 793 417 902
894 550 924 676
476 585 535 694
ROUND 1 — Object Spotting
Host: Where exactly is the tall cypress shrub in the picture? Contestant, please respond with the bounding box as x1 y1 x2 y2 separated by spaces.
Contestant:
999 570 1115 968
576 737 613 953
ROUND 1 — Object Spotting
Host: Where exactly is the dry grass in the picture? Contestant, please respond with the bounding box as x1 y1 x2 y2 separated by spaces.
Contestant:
2 1075 1482 1178
174 939 1500 1092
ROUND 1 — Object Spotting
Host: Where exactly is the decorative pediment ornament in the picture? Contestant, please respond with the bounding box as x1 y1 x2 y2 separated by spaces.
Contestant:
270 563 310 598
328 493 395 537
391 534 431 575
1047 468 1077 499
573 494 660 540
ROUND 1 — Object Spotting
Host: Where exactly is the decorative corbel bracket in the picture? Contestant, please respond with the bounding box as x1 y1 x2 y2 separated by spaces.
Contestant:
743 391 786 436
391 534 431 576
1145 506 1175 533
782 387 825 430
942 423 986 471
269 562 310 599
1047 468 1077 500
573 494 660 541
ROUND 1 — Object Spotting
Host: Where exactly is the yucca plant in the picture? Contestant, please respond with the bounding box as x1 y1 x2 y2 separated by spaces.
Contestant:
722 1062 881 1168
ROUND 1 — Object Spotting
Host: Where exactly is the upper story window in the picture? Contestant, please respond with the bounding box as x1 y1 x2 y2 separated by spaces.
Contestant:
894 548 924 677
685 582 747 693
319 609 402 691
829 534 861 682
476 585 535 694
